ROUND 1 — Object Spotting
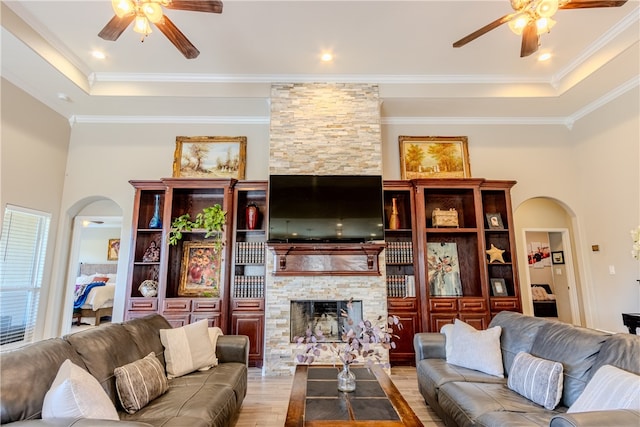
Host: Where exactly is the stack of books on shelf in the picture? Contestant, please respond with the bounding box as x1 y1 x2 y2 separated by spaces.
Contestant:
386 275 416 298
233 275 265 298
385 241 413 264
235 242 266 264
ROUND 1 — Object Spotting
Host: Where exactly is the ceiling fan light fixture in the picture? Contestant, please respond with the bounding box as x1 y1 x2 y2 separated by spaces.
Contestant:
508 13 530 35
536 0 559 18
142 2 164 23
133 14 153 36
535 16 556 34
111 0 135 18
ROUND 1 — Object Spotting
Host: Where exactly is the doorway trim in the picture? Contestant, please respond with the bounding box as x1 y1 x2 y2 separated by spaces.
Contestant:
521 227 581 325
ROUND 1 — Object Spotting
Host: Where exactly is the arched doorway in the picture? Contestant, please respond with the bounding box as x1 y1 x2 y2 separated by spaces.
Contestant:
514 197 585 326
61 199 123 335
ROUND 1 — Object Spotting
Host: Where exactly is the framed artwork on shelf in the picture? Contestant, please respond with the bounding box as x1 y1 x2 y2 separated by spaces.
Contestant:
399 135 471 179
490 278 508 296
107 239 120 261
551 251 565 265
426 242 462 296
178 241 222 297
485 213 504 229
173 136 247 179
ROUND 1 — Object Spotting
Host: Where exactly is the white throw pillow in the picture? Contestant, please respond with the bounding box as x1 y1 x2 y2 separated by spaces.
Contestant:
507 351 564 410
568 365 640 413
447 319 504 378
42 359 119 420
204 326 224 368
160 319 217 379
440 323 454 359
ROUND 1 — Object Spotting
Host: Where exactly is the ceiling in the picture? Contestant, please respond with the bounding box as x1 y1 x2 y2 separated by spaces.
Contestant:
2 1 639 127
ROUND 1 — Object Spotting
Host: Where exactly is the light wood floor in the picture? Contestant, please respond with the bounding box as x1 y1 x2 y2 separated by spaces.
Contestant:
233 366 445 426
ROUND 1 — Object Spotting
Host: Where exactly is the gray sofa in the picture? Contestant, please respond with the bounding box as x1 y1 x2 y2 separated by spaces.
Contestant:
414 311 640 427
0 314 249 427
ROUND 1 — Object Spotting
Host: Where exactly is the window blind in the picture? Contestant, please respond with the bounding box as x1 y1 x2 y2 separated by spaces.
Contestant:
0 205 50 348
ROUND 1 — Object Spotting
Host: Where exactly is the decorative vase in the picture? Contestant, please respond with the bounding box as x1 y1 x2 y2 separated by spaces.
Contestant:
246 203 259 230
337 364 356 392
389 198 400 230
148 194 162 229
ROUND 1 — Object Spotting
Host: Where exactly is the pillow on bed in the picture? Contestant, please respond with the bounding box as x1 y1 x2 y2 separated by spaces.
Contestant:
91 276 109 283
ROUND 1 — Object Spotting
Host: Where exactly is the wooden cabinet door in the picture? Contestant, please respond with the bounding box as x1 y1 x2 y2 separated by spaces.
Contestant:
430 313 457 332
459 313 490 330
231 312 264 368
389 311 419 365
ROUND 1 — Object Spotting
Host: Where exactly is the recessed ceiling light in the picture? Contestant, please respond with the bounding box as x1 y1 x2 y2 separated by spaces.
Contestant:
91 50 106 60
538 52 552 62
57 93 72 102
321 52 333 62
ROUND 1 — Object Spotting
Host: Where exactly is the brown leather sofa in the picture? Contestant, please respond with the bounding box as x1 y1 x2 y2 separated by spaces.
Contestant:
0 314 249 427
414 311 640 427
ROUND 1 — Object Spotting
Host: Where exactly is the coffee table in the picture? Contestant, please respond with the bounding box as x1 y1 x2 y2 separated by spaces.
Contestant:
285 364 423 426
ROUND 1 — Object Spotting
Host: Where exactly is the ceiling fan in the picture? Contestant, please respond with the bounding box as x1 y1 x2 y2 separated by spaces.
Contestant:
453 0 628 58
98 0 223 59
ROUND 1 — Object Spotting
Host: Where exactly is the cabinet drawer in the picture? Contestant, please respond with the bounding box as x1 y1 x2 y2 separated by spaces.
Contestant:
163 313 190 328
232 299 264 311
191 313 221 327
388 299 417 311
429 299 457 312
490 298 519 311
458 298 486 312
193 299 220 312
163 299 192 312
128 299 157 311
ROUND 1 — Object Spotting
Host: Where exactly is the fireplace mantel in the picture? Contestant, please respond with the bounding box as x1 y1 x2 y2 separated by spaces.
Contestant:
268 243 385 276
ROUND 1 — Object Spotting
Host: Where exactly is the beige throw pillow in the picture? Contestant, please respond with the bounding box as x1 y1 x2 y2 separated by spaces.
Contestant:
204 326 224 368
447 319 504 378
42 359 119 420
160 319 217 379
114 352 168 414
568 365 640 413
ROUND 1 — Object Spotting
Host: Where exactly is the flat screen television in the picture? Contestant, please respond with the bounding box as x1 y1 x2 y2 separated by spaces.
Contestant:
268 175 385 243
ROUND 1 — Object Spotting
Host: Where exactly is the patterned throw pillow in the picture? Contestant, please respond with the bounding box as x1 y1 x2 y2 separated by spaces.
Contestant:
447 319 504 378
507 351 564 410
114 352 168 414
160 319 217 378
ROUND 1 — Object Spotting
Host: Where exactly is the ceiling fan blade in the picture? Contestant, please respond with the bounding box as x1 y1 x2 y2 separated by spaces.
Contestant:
98 14 135 41
520 22 539 57
163 0 223 13
453 13 516 48
559 0 627 9
154 15 200 59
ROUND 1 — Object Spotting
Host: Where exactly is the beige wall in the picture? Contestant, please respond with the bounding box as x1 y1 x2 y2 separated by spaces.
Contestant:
1 78 71 339
3 82 638 337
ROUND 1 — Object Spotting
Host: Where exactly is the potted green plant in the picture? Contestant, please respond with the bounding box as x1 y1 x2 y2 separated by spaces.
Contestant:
168 204 227 248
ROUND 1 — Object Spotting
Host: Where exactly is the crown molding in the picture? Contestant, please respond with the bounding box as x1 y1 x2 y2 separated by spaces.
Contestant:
69 115 270 126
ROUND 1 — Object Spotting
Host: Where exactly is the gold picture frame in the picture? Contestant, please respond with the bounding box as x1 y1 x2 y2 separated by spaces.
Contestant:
178 241 222 297
107 239 120 261
399 136 471 179
173 136 247 179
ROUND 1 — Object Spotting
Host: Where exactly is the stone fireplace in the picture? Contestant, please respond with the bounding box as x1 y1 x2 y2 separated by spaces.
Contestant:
264 82 386 375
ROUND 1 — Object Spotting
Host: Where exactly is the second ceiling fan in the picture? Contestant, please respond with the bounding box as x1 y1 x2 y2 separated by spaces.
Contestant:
99 0 223 59
453 0 629 58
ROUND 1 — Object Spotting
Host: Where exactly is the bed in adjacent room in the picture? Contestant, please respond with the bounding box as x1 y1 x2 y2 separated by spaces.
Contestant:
531 283 558 318
73 263 117 326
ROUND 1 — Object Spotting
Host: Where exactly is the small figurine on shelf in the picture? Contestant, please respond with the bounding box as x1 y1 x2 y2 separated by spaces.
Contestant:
486 244 506 263
142 240 160 262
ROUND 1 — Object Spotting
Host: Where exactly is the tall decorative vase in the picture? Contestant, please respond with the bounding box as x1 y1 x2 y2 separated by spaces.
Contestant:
337 364 356 392
148 194 162 229
389 198 400 230
246 203 258 230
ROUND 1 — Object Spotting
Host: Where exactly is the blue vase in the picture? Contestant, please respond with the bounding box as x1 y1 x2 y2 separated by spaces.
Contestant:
148 194 162 229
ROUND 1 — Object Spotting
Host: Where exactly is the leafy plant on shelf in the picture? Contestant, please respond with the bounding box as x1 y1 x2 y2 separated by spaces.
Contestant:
168 204 227 248
295 299 402 369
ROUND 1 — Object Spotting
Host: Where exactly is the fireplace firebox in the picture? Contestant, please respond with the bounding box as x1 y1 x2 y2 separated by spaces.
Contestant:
290 300 363 343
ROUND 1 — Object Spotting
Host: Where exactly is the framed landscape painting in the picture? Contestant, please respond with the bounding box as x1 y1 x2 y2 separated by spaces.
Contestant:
399 136 471 179
173 136 247 179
